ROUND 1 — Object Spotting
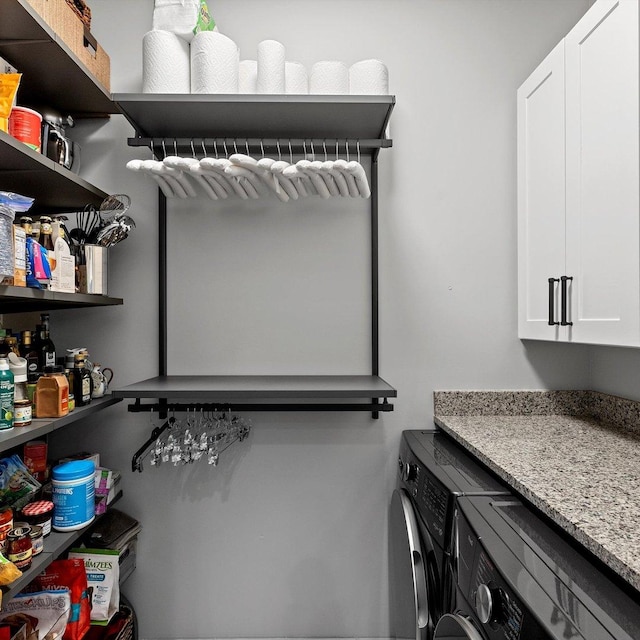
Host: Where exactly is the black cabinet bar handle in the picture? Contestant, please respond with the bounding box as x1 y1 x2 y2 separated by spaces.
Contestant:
548 277 560 325
561 276 573 326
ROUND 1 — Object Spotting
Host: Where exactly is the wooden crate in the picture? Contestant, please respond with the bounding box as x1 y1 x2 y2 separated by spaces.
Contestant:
25 0 110 93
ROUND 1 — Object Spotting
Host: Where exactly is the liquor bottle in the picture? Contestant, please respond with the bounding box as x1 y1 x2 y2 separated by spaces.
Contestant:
39 216 55 251
20 331 40 377
38 316 56 371
73 353 91 407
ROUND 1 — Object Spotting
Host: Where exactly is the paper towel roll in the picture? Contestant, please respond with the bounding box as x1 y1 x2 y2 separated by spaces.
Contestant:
257 40 285 94
349 59 389 95
285 61 308 94
310 61 349 95
191 31 239 93
153 0 205 43
143 30 190 94
239 60 258 93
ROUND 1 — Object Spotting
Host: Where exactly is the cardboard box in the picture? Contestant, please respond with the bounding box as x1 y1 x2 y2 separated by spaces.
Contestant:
24 0 110 92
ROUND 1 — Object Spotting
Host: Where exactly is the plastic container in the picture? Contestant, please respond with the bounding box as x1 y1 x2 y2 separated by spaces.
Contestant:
8 106 43 152
52 460 95 531
21 499 54 536
29 524 43 555
0 358 14 430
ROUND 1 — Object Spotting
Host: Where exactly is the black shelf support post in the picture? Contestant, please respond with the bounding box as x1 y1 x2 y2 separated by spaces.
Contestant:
371 156 380 419
159 188 168 419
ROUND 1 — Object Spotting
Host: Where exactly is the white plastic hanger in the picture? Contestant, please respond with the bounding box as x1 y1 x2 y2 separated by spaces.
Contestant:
126 158 178 198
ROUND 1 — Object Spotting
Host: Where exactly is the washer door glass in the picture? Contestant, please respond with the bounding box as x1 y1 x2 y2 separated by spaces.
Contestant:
390 488 434 640
433 614 483 640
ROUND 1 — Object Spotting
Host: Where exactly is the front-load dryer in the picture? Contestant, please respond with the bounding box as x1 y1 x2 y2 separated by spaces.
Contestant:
439 494 640 639
389 430 510 640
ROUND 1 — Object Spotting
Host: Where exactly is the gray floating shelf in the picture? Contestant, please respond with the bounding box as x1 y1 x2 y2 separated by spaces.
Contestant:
113 94 395 141
113 375 396 412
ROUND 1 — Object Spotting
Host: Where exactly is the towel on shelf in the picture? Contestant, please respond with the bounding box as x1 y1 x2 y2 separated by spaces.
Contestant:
191 31 239 93
310 60 349 94
349 59 389 95
257 39 286 94
285 61 308 94
142 30 190 93
239 60 258 93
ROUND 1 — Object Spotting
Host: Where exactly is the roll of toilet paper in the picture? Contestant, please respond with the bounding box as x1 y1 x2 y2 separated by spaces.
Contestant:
310 61 349 95
285 61 308 94
257 40 285 94
142 30 190 93
191 31 239 93
349 59 389 95
239 60 258 93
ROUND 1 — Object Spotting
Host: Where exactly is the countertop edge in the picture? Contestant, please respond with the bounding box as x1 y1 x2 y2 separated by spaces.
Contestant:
434 414 640 593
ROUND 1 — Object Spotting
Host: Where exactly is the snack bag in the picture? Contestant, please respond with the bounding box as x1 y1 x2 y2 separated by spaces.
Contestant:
0 589 70 640
28 559 90 640
152 0 216 42
0 551 22 586
67 549 119 625
0 455 41 510
0 74 21 133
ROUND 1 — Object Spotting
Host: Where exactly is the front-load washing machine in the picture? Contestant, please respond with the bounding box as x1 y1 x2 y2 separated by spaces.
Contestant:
389 430 510 640
438 494 640 639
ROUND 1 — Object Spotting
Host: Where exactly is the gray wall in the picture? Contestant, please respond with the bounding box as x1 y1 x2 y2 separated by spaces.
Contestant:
44 1 597 638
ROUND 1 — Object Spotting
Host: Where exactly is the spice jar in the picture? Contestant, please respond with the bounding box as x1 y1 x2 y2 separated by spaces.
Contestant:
7 525 33 570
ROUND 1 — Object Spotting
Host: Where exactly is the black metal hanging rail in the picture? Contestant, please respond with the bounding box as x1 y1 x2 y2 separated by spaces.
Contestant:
126 399 393 414
127 137 392 157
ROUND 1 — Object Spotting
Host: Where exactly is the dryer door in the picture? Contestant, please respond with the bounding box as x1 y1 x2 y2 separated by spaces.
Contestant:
433 614 483 640
390 489 438 640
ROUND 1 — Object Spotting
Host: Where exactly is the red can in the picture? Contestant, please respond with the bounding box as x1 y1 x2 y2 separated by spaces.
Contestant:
8 107 42 152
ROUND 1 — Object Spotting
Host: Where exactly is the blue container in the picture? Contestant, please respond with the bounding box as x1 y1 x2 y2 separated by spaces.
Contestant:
52 459 95 531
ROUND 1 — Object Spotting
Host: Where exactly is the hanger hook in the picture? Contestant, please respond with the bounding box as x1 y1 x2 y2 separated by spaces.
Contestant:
174 138 178 156
336 139 339 160
323 140 328 162
233 139 238 155
191 139 196 158
150 139 155 158
223 140 228 157
346 139 350 162
260 139 265 158
357 140 361 164
288 139 293 164
161 139 167 159
201 139 207 156
276 140 282 161
246 139 250 156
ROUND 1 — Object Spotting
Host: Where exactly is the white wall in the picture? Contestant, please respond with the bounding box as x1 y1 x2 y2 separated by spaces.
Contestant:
45 1 594 638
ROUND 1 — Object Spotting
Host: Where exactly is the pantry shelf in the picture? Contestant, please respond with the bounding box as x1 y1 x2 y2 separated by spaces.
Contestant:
113 375 396 413
0 130 109 212
1 491 123 603
0 396 122 454
0 285 123 312
0 0 117 117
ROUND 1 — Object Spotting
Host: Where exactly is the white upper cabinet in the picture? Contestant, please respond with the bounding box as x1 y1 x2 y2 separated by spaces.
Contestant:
518 0 640 347
517 41 566 341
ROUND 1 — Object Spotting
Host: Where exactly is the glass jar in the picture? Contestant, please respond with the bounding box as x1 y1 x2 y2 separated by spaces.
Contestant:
7 525 33 570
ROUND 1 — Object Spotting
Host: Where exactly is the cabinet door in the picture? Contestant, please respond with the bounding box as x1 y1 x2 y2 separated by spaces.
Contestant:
565 0 640 346
517 41 567 341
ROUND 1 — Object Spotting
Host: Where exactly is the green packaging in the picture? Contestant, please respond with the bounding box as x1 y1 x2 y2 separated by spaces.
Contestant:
0 358 14 430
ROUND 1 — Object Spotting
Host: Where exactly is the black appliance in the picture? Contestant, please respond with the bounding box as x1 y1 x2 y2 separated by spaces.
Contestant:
389 430 510 640
438 494 640 639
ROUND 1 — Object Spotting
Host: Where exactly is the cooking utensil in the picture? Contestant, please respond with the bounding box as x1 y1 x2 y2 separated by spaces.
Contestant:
99 194 131 221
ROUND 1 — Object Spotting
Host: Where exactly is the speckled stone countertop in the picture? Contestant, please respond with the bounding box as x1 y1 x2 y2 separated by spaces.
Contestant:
433 390 640 594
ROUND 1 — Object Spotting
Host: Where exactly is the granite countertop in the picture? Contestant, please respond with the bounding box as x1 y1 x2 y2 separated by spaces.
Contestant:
433 390 640 594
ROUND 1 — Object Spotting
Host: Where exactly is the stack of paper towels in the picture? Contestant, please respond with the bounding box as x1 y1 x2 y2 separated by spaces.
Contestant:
142 31 389 95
